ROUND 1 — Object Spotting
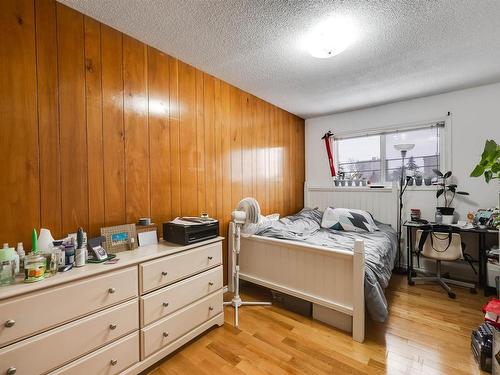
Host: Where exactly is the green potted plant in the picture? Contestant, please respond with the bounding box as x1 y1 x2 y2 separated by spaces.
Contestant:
406 156 419 186
433 169 469 224
470 139 500 183
414 170 423 186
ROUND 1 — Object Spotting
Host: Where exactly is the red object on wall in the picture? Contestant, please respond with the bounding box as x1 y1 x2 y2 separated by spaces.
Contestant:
322 131 336 177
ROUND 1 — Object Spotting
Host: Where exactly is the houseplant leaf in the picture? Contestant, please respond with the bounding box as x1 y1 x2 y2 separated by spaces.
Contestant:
470 164 485 177
433 168 443 177
456 191 469 195
443 171 452 178
436 189 445 199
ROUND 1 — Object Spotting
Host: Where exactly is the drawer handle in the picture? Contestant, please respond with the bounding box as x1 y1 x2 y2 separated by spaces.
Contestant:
109 323 117 330
161 271 168 276
7 367 16 375
208 282 214 286
108 287 116 294
163 302 169 307
207 256 213 260
110 359 118 366
209 306 214 311
5 320 15 328
163 332 169 338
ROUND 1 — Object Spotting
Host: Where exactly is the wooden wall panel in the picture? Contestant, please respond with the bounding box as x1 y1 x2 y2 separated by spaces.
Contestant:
178 61 198 216
169 57 181 219
123 35 150 223
0 0 305 285
0 0 40 247
35 0 61 238
101 24 126 226
203 74 217 217
84 17 105 235
148 47 171 231
57 4 88 234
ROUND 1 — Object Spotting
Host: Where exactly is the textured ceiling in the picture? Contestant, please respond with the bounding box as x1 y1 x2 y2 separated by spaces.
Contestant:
59 0 500 119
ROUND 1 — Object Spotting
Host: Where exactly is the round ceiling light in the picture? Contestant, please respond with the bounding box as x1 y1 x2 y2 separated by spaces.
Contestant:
306 17 357 58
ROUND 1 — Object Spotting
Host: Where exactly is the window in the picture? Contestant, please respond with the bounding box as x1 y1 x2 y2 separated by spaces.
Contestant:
335 123 444 184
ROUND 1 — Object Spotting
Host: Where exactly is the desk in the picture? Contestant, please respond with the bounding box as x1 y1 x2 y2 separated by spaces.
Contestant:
404 221 498 295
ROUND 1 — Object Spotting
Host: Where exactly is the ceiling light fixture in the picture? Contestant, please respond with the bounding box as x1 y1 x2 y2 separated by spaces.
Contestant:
305 16 357 59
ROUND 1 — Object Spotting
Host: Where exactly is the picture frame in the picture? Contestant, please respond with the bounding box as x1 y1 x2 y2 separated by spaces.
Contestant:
100 224 138 254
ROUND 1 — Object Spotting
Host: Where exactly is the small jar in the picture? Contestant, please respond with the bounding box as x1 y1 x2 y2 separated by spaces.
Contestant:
24 254 46 283
0 260 16 286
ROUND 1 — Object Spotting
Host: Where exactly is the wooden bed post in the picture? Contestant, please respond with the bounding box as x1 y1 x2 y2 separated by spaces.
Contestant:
352 239 365 343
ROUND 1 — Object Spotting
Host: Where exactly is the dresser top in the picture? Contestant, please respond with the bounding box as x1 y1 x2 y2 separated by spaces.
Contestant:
0 237 223 301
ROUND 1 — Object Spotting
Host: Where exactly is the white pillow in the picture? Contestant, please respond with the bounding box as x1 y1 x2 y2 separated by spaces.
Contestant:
321 207 379 232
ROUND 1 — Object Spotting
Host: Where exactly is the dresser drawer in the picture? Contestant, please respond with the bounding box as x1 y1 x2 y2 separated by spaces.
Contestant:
141 290 223 358
139 242 221 294
50 331 139 375
141 265 223 327
0 267 138 347
0 299 139 375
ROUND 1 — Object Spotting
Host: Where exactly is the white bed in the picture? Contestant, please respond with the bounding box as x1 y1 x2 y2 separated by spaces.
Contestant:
228 183 398 343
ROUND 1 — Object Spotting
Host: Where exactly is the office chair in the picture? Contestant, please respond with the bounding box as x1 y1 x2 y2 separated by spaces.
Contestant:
411 228 476 298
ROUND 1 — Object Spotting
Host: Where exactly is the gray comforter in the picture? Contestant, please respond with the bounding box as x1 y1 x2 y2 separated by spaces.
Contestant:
255 208 397 322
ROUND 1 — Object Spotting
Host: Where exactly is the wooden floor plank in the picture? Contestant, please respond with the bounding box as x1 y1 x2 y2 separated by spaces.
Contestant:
148 275 489 375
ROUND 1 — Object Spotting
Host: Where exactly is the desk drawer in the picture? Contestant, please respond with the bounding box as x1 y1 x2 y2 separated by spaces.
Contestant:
141 290 222 358
50 331 139 375
139 242 221 294
0 299 138 375
0 267 138 347
141 265 223 326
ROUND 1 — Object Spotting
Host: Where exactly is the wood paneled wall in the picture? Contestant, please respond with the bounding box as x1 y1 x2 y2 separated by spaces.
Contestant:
0 0 305 283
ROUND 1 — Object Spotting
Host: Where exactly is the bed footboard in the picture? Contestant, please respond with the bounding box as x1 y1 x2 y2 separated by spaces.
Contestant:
228 223 365 343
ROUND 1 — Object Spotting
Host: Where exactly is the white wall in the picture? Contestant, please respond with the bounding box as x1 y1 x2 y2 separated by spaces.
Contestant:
306 82 500 280
306 82 500 215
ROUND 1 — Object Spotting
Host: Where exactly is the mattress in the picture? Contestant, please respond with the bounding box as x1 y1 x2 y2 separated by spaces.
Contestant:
255 208 398 322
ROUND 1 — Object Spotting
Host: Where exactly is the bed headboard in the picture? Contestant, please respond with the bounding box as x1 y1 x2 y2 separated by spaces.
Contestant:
304 182 399 229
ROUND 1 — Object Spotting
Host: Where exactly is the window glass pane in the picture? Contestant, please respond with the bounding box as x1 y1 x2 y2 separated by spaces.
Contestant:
385 127 440 182
336 135 381 183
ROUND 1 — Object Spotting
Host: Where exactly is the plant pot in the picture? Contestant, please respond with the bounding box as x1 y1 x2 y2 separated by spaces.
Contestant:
361 179 367 186
347 180 353 187
334 179 340 187
437 206 455 216
340 180 346 187
407 177 414 186
415 177 423 186
441 215 454 224
424 177 432 186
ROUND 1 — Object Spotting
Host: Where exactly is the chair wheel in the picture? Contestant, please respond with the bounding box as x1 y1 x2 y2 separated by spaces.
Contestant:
448 291 456 299
408 280 415 286
470 288 477 294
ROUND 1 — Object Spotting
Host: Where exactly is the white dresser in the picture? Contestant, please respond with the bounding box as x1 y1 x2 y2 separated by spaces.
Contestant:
0 238 224 375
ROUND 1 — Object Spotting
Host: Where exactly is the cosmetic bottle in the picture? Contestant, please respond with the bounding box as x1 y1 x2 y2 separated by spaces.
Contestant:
16 242 25 274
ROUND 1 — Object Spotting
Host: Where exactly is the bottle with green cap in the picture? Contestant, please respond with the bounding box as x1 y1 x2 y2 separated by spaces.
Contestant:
24 229 46 283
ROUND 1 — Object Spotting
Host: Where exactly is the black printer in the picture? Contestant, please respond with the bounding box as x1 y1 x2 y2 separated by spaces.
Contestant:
163 217 219 245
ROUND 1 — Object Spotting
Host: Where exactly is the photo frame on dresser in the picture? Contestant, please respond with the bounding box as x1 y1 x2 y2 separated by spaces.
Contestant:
100 224 138 254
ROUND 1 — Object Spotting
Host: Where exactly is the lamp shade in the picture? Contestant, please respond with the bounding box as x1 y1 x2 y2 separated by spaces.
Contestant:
394 143 415 152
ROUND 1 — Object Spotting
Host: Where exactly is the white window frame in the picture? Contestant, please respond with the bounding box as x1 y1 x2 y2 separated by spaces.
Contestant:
333 116 452 185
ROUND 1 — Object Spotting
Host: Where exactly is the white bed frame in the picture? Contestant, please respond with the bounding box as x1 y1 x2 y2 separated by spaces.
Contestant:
228 183 398 343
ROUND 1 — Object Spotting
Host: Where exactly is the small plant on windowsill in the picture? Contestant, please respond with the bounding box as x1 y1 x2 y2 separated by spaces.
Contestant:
433 169 469 224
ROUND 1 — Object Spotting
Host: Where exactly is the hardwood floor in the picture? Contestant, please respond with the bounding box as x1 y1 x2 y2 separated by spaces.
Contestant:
147 275 489 375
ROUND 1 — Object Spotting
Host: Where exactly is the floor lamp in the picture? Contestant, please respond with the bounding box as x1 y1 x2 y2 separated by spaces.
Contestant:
393 143 415 275
224 198 271 328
